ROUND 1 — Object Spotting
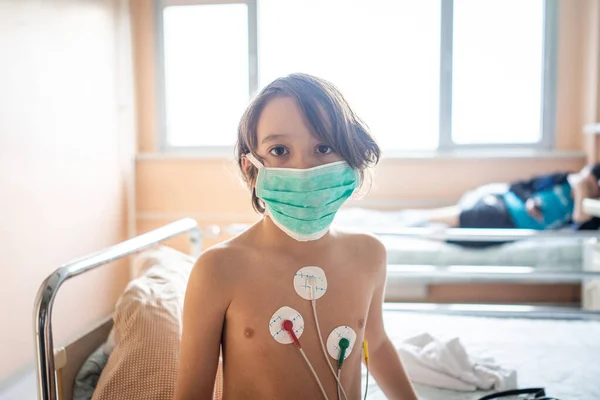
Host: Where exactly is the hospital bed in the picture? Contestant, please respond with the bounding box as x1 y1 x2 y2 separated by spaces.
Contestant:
332 207 600 313
33 218 600 400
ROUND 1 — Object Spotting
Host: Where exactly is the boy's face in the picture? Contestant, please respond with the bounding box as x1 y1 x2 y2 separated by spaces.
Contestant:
247 96 343 170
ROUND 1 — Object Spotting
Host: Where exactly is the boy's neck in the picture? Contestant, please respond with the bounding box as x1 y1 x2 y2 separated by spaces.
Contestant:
258 215 333 251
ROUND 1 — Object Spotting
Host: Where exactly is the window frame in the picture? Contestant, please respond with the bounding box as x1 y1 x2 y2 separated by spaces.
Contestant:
154 0 258 154
154 0 559 154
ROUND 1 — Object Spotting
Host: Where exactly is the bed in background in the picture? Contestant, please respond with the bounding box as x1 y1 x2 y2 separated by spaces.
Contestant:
34 218 600 400
334 207 600 310
335 207 585 268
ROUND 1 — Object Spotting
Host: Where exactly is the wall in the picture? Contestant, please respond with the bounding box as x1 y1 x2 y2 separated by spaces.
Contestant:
581 0 600 161
0 0 134 388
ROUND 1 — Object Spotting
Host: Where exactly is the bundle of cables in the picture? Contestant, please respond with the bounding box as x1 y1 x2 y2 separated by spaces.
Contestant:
478 388 561 400
280 275 371 400
309 276 370 400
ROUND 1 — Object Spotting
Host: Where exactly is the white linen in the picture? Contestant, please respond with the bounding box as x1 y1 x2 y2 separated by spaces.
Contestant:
398 333 517 391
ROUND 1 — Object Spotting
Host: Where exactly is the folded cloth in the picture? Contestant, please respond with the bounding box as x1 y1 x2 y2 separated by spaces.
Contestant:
397 333 517 392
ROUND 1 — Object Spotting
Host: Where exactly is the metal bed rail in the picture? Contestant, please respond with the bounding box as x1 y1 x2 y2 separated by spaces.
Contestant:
382 302 600 320
387 264 600 283
385 264 600 319
342 226 600 242
33 218 201 400
224 223 600 242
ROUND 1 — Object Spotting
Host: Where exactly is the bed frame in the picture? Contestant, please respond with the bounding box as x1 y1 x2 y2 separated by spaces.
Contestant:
33 218 201 400
33 219 600 400
53 317 113 400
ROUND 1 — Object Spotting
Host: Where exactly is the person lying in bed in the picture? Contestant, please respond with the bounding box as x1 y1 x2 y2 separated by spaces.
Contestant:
419 163 600 233
173 74 418 400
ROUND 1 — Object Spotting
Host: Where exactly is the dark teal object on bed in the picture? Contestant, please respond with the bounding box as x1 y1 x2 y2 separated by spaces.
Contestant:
502 183 573 230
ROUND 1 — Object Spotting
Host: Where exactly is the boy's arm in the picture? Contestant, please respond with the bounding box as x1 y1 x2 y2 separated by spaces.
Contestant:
364 238 418 400
173 248 232 400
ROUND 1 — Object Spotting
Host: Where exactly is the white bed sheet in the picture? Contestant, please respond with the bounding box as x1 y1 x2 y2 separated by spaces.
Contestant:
364 311 600 400
335 208 582 268
380 235 581 269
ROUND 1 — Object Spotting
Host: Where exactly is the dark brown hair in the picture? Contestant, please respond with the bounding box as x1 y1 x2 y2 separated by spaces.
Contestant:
235 73 381 213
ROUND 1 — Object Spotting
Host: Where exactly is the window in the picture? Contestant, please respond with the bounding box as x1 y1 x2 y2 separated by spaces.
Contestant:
161 2 249 147
155 0 557 152
451 0 548 146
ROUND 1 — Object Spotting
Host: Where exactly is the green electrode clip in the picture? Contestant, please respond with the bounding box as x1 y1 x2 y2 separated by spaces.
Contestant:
337 338 350 370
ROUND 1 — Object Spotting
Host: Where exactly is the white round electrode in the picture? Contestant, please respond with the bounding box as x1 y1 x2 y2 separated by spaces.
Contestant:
326 325 357 360
268 306 305 344
294 266 328 300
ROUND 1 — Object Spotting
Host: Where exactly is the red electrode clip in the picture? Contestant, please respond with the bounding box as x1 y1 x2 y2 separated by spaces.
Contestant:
282 320 302 349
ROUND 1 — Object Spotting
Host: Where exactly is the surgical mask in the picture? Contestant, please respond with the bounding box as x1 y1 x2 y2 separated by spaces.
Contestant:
246 153 359 241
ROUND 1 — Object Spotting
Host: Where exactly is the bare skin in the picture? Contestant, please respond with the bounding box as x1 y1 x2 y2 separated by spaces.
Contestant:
421 205 461 227
568 167 600 223
173 97 417 400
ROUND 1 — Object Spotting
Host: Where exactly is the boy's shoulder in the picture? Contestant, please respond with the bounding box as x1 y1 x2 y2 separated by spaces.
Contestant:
336 229 384 247
334 229 387 267
190 236 258 280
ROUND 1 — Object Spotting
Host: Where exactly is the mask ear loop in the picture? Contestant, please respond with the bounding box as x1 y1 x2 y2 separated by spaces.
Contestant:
244 152 269 217
244 152 264 169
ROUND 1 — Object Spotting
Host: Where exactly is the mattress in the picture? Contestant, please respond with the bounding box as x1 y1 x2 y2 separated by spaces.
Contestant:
364 310 600 400
335 208 583 269
380 235 581 269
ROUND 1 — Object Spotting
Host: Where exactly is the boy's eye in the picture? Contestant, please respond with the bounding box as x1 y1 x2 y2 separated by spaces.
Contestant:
269 146 289 157
316 145 333 155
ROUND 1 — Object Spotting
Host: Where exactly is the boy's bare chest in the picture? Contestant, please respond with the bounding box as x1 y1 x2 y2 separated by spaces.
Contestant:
223 254 374 357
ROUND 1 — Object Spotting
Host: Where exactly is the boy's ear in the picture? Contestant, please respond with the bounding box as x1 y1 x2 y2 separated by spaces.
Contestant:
241 155 255 183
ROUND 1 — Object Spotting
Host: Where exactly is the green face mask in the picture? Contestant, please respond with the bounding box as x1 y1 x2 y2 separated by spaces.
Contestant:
246 153 359 241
